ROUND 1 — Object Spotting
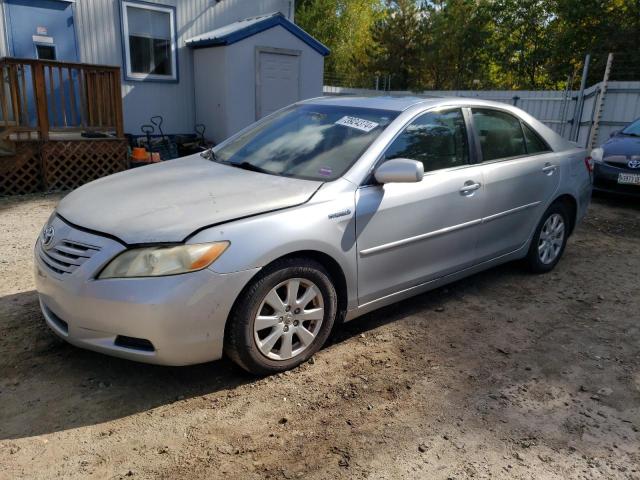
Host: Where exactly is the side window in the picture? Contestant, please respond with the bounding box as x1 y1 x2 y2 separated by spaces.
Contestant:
522 122 550 154
472 109 526 161
384 109 469 173
121 1 178 82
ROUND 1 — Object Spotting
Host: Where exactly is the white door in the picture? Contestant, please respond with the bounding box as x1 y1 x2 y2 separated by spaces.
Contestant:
257 50 300 119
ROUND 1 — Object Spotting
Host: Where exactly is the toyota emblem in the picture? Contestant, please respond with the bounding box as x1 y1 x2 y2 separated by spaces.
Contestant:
628 159 640 169
42 226 55 248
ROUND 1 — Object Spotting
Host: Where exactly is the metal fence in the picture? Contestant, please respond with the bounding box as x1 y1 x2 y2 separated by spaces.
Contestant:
323 81 640 149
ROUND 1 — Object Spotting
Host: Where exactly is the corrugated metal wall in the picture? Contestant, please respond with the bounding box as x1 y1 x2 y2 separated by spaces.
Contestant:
72 0 293 134
324 82 640 148
576 81 640 147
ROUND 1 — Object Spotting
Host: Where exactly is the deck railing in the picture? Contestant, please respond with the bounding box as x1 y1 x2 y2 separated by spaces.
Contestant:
0 57 124 140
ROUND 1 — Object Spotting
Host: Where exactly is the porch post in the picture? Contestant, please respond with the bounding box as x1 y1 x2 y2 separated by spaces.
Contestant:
33 63 49 141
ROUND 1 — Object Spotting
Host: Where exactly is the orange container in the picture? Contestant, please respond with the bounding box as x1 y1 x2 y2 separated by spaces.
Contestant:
131 147 149 161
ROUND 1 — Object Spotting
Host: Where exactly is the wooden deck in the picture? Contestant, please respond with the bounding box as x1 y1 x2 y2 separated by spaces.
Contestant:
0 57 127 195
0 57 124 140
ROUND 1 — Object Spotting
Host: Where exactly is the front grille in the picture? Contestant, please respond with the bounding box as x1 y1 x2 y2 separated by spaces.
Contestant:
604 155 640 171
38 238 100 275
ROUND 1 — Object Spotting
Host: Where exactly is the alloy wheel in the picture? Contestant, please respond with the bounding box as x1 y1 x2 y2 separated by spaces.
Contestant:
538 213 565 264
253 278 324 361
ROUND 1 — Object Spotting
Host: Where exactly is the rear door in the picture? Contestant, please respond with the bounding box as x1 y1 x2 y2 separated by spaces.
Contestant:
256 48 300 119
355 108 485 305
470 108 560 260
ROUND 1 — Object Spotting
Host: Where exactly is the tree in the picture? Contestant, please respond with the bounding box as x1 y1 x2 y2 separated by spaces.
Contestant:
425 0 493 89
296 0 383 86
548 0 640 85
366 0 428 90
487 0 556 89
297 0 639 91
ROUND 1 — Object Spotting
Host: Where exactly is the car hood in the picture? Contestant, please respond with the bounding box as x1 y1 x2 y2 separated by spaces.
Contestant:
57 155 322 244
602 135 640 157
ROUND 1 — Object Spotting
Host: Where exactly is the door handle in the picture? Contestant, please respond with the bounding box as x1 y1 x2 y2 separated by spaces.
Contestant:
542 163 558 175
460 181 481 195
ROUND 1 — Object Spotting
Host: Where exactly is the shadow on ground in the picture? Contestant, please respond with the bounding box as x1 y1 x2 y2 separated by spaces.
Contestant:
0 261 527 441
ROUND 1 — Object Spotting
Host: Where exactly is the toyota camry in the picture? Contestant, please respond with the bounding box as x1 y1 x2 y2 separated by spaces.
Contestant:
35 97 592 374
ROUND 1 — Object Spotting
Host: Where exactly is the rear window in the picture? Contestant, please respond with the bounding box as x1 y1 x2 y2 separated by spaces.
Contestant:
522 123 551 154
472 109 526 161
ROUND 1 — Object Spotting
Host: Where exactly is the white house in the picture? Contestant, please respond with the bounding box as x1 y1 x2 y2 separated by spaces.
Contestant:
0 0 328 139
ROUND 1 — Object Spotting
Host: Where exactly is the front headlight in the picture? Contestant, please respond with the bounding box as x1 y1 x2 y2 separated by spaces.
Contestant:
98 242 230 279
591 147 604 163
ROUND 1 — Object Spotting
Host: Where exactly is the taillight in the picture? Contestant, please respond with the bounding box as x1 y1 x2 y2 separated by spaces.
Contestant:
584 156 594 173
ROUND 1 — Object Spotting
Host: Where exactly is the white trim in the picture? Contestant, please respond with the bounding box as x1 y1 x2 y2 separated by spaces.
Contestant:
1 1 10 57
33 35 54 44
121 1 178 82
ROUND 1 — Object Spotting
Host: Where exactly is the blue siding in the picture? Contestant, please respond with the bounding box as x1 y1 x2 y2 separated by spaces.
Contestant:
0 0 293 134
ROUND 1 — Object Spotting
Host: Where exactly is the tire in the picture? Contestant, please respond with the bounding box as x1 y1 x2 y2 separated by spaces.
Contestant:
225 258 338 375
525 202 570 273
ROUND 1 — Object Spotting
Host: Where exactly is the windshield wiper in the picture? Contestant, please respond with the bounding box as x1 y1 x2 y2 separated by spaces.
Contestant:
201 151 272 175
200 148 216 160
231 162 272 174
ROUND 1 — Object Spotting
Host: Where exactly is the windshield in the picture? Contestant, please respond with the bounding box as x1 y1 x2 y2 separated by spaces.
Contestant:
213 104 398 181
621 118 640 136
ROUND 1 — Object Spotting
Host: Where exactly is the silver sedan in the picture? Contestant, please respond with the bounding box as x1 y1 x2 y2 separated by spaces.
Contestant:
35 97 592 374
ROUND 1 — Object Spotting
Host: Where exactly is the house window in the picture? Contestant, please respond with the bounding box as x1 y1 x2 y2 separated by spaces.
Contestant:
121 1 177 82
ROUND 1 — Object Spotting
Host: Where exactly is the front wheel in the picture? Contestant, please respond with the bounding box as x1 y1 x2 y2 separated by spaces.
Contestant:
526 203 569 273
224 258 338 375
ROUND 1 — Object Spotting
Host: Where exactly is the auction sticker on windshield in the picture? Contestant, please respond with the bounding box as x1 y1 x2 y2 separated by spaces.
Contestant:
335 116 379 133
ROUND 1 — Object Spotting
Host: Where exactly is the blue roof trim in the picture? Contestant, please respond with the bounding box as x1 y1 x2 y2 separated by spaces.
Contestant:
186 13 330 56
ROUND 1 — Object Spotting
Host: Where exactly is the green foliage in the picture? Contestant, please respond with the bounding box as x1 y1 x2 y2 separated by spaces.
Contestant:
295 0 639 90
295 0 383 86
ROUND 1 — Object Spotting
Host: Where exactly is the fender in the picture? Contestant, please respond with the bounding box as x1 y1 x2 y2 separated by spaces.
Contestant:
189 179 360 309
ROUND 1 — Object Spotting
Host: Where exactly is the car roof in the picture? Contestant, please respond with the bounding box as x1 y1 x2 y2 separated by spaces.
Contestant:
302 95 442 111
302 95 522 112
302 95 578 153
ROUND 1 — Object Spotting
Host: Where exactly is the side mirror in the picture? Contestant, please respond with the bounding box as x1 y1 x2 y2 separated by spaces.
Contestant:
609 130 619 138
374 158 424 184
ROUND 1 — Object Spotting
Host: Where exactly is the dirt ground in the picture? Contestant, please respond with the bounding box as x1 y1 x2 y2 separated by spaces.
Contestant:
0 192 639 480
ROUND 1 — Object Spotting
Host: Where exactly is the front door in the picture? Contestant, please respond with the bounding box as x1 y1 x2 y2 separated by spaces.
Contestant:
470 108 561 260
356 108 485 305
5 0 80 127
5 0 79 61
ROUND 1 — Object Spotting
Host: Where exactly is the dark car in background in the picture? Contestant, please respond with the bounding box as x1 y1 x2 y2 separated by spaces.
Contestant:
592 118 640 196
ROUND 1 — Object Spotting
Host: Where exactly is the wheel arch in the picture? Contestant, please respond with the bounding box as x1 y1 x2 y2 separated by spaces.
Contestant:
552 193 578 235
224 249 350 341
276 250 349 321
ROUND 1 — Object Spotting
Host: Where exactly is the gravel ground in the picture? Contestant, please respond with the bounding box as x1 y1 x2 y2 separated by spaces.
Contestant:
0 192 639 480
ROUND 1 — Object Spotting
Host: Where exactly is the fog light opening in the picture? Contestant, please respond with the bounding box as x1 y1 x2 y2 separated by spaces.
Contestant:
114 335 155 352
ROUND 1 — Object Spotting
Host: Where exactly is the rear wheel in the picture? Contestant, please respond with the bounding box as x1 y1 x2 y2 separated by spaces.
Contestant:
225 258 337 375
526 202 569 273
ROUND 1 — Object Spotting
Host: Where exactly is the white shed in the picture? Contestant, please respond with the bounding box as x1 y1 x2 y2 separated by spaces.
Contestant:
186 13 329 144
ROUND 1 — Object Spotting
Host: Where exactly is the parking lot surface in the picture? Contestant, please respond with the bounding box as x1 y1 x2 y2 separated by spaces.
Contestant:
1 193 639 479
